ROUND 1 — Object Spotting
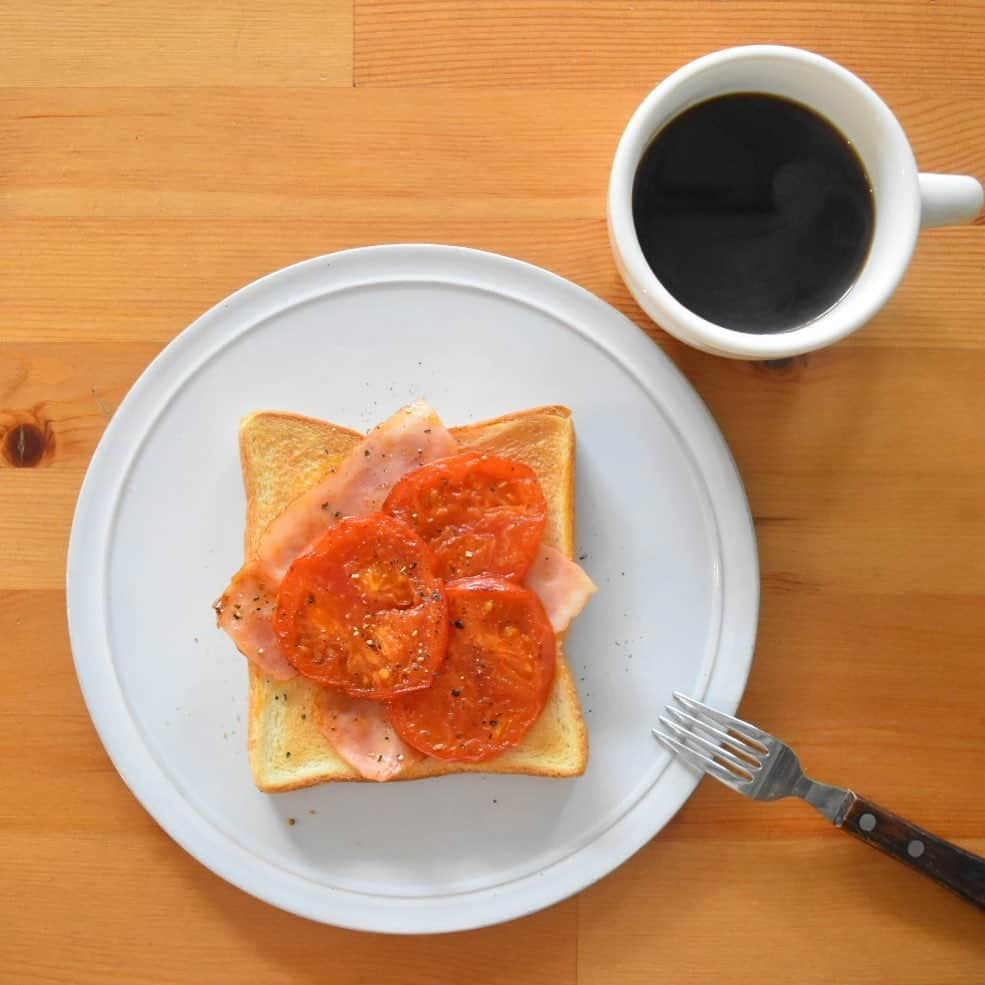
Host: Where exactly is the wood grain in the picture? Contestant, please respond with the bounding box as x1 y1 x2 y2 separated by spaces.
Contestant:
0 1 353 87
2 221 984 348
354 0 985 90
2 87 982 219
2 1 985 982
578 833 985 985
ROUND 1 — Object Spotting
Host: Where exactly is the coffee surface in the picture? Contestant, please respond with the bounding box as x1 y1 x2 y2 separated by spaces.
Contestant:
632 93 875 334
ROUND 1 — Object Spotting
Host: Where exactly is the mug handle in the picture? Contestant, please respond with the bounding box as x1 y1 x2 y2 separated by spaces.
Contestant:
919 173 984 228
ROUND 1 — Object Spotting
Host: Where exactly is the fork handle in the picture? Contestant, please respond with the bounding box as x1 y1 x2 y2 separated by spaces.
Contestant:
839 794 985 909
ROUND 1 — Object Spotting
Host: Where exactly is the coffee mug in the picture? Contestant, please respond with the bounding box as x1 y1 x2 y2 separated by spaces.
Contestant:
607 45 984 359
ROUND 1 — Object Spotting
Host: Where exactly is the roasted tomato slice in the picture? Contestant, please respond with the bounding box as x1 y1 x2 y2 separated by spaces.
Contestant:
388 576 556 761
274 513 448 700
382 451 548 582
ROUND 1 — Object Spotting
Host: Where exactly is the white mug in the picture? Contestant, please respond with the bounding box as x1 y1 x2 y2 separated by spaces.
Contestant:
607 46 984 360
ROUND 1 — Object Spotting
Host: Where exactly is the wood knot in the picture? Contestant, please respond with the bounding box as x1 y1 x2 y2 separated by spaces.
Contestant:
1 410 55 468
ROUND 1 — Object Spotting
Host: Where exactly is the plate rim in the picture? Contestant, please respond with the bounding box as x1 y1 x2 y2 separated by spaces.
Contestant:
66 244 759 934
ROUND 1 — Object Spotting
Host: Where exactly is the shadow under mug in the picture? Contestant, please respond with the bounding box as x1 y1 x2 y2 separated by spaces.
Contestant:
607 45 984 360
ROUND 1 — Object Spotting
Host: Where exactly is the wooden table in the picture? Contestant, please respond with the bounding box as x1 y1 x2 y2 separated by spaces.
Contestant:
3 3 983 982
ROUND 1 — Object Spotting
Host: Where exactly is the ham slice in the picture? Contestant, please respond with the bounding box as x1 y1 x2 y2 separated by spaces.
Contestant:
213 559 295 680
315 689 424 782
216 399 595 781
259 400 458 581
215 400 458 680
525 544 597 633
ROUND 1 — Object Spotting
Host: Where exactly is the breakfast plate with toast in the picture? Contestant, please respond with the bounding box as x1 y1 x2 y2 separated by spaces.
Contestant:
67 245 758 933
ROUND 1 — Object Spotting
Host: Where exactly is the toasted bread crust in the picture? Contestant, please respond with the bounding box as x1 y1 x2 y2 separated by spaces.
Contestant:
243 405 588 790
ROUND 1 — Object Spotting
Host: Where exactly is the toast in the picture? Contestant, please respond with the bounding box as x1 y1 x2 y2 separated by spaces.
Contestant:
241 405 588 790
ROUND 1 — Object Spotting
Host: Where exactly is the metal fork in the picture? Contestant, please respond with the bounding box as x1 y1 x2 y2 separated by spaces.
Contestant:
655 692 985 910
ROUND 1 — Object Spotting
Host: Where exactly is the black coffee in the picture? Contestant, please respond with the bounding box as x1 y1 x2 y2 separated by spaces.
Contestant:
632 93 874 334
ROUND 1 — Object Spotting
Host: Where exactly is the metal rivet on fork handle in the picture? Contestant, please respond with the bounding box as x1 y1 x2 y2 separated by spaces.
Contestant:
859 813 877 832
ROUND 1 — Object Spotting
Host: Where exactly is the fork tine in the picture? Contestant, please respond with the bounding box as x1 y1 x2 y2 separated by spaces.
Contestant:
652 728 748 789
658 716 758 779
664 706 763 764
673 692 770 751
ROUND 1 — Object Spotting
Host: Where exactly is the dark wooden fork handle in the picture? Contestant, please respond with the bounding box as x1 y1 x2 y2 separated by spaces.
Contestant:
839 793 985 909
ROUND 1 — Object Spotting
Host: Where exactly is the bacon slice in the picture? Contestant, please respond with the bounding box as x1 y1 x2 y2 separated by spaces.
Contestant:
524 544 597 634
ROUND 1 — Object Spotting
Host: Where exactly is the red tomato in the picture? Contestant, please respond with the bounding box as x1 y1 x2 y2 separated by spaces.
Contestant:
274 513 448 700
382 451 548 582
388 576 556 762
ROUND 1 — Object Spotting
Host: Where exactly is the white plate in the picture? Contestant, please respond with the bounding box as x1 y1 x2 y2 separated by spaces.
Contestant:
67 245 758 934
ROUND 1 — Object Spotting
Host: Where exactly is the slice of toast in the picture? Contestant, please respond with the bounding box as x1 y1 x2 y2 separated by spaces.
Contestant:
242 406 588 790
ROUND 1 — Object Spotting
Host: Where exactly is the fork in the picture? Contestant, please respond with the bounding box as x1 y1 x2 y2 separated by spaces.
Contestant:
654 692 985 910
